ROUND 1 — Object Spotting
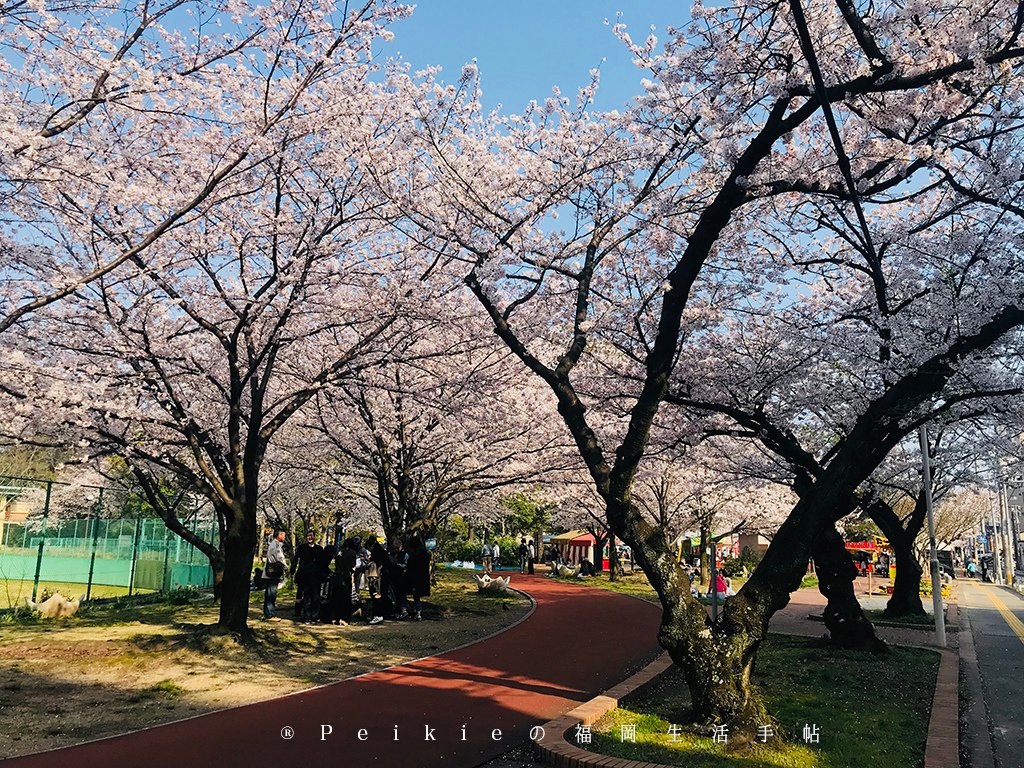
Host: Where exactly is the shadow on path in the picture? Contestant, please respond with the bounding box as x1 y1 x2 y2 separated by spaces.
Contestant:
4 575 662 768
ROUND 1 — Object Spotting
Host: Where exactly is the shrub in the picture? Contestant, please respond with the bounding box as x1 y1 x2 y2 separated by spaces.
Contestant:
167 585 202 605
492 536 520 567
0 605 41 625
721 546 763 578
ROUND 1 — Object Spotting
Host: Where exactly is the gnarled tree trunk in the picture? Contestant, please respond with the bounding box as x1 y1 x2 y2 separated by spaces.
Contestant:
812 525 887 652
885 534 925 617
864 494 927 618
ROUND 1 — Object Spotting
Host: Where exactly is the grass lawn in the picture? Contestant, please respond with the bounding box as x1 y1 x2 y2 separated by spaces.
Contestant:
800 574 819 590
0 580 154 609
863 609 939 627
588 634 939 768
550 569 751 605
550 569 661 601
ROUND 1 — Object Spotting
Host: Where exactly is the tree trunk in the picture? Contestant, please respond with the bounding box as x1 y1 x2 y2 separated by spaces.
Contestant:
211 561 224 601
812 525 887 652
864 494 927 618
217 509 258 635
884 535 925 617
590 529 607 573
657 578 776 747
649 489 860 735
698 525 709 586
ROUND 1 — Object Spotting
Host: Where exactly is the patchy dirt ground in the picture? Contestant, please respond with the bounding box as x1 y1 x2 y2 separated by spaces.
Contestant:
0 569 529 758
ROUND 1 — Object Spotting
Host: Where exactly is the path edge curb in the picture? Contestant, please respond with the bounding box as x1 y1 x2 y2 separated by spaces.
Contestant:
533 639 960 768
924 646 960 768
533 651 674 768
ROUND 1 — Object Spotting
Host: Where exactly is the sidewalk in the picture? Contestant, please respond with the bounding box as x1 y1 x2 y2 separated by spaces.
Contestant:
4 575 661 768
959 581 1024 768
769 584 959 649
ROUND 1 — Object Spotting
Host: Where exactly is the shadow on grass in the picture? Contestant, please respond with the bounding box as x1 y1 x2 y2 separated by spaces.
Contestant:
586 634 939 768
0 666 222 760
0 567 533 696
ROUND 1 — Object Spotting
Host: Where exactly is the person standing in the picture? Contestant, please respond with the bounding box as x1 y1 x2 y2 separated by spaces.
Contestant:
311 544 335 623
367 536 390 623
389 538 410 619
712 572 728 598
492 541 500 570
329 539 359 625
481 541 493 573
406 535 431 621
527 539 536 575
518 538 528 573
291 530 323 621
263 529 288 622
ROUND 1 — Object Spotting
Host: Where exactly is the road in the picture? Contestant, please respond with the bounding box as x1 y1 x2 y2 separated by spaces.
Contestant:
960 581 1024 768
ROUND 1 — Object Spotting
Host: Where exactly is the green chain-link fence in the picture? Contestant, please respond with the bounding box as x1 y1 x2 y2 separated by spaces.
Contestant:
0 475 217 608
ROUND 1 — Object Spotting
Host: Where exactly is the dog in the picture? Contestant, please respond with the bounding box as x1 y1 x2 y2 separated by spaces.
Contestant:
25 592 83 619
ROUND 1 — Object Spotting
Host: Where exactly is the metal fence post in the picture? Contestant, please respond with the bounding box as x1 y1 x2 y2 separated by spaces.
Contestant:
86 487 104 601
127 516 142 596
31 481 52 602
161 525 172 592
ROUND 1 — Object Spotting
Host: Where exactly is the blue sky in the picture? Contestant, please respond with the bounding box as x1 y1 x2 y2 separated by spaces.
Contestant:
379 2 682 112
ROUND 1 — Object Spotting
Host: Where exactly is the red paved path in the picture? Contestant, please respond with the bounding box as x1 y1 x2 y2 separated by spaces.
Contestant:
4 575 661 768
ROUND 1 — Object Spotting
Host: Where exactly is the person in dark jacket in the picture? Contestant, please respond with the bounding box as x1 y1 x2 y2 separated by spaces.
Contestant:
291 530 323 621
389 538 410 619
405 535 431 621
329 539 359 625
314 544 336 623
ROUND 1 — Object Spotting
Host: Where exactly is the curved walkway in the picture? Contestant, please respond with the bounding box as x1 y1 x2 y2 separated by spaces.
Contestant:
5 575 662 768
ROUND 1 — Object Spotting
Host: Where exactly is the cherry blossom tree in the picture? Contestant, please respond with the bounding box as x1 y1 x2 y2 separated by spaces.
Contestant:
257 439 350 552
371 0 1024 733
0 0 410 336
4 64 427 634
933 487 989 550
308 298 577 543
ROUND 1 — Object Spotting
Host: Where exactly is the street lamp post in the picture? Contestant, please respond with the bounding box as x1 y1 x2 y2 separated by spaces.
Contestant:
919 425 946 648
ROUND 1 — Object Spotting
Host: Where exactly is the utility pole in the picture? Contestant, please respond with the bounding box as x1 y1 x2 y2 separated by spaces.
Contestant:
919 425 946 648
997 473 1016 584
987 484 1003 585
1010 483 1023 587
